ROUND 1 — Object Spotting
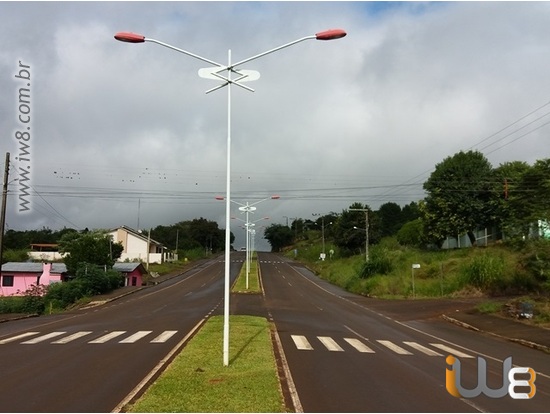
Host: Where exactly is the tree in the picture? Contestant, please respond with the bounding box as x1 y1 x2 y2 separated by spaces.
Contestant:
264 224 294 252
333 203 379 256
493 161 532 239
518 159 550 224
58 230 123 275
376 202 403 237
422 150 499 246
150 218 230 253
401 201 420 223
396 218 424 247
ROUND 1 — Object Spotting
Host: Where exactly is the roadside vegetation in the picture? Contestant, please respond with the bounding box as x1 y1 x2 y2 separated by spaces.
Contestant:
126 315 285 413
260 151 550 328
283 233 550 328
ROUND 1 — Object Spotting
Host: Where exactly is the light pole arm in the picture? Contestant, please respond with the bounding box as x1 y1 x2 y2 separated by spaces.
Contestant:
145 38 225 68
231 35 316 69
231 28 345 69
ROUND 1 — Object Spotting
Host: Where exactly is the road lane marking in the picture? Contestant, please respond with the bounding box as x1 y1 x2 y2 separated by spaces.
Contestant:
0 332 39 344
120 331 153 343
403 341 443 356
377 340 413 355
52 331 93 344
318 336 344 351
21 332 66 344
344 338 375 353
291 335 313 350
151 330 178 343
429 343 474 358
89 331 127 344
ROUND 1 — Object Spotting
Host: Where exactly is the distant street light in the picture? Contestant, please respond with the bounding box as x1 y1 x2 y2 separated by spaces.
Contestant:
115 28 346 367
312 213 332 260
219 195 278 288
350 208 370 262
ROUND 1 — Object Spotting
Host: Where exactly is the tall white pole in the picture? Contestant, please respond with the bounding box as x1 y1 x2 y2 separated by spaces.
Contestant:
245 205 250 290
223 49 232 367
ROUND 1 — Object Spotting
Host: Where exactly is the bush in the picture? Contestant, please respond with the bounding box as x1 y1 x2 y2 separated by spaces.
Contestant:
359 246 393 278
0 285 46 314
0 297 25 313
20 284 47 314
460 253 505 290
520 239 550 283
44 263 124 310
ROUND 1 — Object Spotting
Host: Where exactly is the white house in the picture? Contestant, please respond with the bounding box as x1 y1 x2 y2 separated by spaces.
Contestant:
108 225 175 264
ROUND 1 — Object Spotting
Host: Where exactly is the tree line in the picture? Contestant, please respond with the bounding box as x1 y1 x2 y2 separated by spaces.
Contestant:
264 151 550 253
1 217 232 264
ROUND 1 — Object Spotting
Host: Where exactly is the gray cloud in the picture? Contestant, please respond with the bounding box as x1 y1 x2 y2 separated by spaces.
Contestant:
1 2 549 251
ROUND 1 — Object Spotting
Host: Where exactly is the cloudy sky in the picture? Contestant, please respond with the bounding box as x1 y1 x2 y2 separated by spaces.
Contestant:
1 1 549 250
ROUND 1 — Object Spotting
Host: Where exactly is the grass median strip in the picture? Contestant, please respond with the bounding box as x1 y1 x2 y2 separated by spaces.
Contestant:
127 315 285 413
232 254 261 293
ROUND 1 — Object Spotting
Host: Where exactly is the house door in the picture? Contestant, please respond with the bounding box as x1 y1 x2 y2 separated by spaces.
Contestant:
131 277 137 286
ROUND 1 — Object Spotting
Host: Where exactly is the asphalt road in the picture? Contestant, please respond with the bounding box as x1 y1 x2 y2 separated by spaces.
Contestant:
1 252 548 413
0 256 240 413
259 252 549 413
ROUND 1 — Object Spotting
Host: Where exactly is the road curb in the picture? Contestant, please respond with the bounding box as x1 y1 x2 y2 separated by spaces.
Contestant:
442 314 550 354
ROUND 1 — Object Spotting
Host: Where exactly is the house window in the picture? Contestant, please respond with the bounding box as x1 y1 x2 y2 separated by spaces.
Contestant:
1 275 14 287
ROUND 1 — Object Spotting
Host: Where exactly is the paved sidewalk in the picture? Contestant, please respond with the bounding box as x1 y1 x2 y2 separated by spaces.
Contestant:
442 310 550 353
361 297 550 353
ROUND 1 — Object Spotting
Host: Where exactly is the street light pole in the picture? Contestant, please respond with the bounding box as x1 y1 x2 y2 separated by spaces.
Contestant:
220 195 278 288
350 208 369 262
114 28 346 366
0 152 10 267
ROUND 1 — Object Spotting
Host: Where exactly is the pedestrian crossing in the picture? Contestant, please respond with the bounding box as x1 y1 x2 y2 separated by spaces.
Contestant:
0 330 178 345
290 334 473 358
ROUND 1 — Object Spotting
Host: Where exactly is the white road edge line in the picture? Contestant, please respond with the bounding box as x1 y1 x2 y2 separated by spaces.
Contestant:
112 319 206 413
273 327 304 413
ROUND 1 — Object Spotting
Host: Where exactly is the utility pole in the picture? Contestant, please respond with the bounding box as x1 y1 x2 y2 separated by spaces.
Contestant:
0 152 10 266
350 207 369 262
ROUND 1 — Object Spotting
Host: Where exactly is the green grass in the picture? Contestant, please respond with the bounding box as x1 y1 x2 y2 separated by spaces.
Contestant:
232 256 261 293
127 315 285 413
284 236 533 299
476 301 504 314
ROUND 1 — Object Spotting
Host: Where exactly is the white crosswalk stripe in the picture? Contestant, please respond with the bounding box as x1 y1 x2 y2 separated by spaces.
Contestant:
52 331 93 344
119 331 153 343
344 338 375 353
429 343 474 358
22 332 66 344
89 331 127 343
318 336 344 351
403 341 443 356
291 335 314 350
0 332 39 344
377 340 413 355
0 330 179 345
287 334 469 358
151 330 178 343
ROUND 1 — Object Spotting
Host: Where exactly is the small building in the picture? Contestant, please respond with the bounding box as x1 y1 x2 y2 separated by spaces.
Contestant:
113 262 147 287
28 243 66 261
107 225 175 264
0 262 67 296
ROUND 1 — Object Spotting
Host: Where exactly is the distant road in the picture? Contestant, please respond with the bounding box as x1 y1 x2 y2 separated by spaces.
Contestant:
259 252 549 413
0 256 240 413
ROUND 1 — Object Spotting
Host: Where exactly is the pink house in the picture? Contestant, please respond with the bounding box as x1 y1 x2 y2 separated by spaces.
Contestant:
0 261 148 296
112 262 147 287
0 262 67 296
